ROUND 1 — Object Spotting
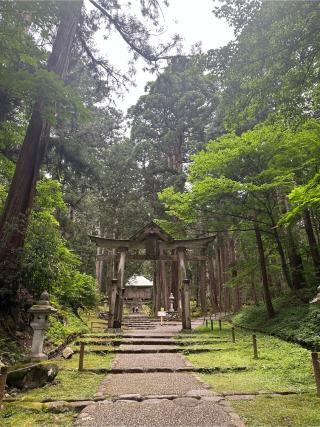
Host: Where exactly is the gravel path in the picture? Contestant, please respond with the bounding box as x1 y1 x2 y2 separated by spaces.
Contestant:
76 399 241 427
103 372 203 396
114 353 191 369
75 318 244 427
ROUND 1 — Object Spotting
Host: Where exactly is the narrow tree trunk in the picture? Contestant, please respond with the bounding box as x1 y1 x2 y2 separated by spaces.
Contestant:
286 227 306 289
208 256 218 311
254 220 275 318
199 248 207 314
216 242 223 313
278 194 306 289
271 226 293 290
304 209 320 281
251 276 259 306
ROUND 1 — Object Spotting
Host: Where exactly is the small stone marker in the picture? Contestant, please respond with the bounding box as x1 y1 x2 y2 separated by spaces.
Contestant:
62 347 74 359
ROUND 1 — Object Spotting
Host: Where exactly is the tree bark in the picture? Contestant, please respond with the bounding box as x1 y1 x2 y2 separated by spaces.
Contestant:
199 248 207 314
0 1 83 317
207 256 216 310
286 227 306 289
304 209 320 281
272 227 293 289
0 1 82 250
254 220 275 318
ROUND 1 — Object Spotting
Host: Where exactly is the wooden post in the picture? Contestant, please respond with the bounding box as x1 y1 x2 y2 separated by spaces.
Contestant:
252 334 258 359
311 352 320 396
78 343 85 371
210 319 214 331
219 319 222 331
231 327 235 343
181 278 191 330
183 279 191 330
206 319 208 328
0 366 8 410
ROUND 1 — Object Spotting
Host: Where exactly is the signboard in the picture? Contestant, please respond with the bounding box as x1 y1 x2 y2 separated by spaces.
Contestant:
157 310 167 326
157 311 166 317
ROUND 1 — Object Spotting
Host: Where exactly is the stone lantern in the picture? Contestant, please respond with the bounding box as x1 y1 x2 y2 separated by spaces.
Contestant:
169 292 175 312
29 291 57 361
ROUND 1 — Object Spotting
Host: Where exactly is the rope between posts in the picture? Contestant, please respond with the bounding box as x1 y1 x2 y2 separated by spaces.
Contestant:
2 362 43 374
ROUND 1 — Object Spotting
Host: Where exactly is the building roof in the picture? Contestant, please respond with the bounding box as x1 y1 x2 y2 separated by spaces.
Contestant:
126 275 153 288
129 221 173 242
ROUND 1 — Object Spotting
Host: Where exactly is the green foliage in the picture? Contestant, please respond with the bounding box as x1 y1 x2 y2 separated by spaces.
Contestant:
233 296 320 350
19 179 98 312
213 1 320 129
46 309 89 346
0 333 25 366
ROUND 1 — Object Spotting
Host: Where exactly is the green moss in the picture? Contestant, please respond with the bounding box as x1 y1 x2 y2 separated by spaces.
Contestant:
184 323 320 426
47 352 115 370
70 344 114 352
0 403 75 426
231 394 320 426
20 370 104 401
184 323 316 394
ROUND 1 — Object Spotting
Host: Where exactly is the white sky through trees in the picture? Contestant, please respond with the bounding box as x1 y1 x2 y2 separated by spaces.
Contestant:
94 0 234 112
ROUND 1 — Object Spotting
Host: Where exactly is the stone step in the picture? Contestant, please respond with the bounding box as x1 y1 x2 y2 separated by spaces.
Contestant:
122 324 158 327
74 347 214 354
73 366 248 374
75 339 228 347
119 339 174 345
123 328 157 331
122 335 175 339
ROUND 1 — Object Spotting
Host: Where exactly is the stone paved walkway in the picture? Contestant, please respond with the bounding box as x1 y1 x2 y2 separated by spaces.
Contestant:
75 318 244 427
114 353 191 369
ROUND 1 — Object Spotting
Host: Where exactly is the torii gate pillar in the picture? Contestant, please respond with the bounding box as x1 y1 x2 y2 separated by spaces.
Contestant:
178 248 191 331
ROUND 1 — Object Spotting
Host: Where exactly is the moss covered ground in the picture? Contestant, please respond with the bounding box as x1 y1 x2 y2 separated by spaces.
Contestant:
0 403 75 427
183 323 320 426
233 295 320 350
1 341 115 426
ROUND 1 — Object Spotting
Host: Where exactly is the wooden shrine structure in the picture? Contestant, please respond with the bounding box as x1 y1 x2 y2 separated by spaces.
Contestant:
90 222 215 330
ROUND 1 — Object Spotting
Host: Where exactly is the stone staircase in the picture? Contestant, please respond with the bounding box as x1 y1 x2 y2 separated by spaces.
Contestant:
122 314 159 330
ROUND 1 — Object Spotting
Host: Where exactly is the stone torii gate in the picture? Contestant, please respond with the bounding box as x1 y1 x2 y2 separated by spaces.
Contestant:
90 222 215 330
